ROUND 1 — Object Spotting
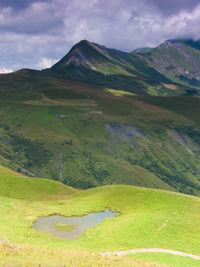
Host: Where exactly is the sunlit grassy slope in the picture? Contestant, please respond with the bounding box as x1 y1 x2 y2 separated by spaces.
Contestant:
0 166 200 266
0 166 78 200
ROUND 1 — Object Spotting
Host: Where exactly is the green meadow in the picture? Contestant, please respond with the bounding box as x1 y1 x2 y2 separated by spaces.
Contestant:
0 166 200 266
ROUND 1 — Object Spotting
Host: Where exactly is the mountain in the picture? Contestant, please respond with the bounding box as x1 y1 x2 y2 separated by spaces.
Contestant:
1 39 200 196
140 39 200 91
49 39 200 96
52 40 112 69
50 40 188 96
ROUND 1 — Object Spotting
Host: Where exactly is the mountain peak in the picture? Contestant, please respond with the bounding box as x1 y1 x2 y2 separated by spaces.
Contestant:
52 40 110 70
73 39 92 49
156 39 200 53
77 39 91 44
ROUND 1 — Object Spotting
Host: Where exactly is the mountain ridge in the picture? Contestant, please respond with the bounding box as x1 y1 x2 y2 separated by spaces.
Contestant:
48 38 200 95
8 38 200 96
140 39 200 89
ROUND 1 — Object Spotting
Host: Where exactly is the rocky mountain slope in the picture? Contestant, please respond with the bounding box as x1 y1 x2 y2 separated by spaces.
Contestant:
140 39 200 91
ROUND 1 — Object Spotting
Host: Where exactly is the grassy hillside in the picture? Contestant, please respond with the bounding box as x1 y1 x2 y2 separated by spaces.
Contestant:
1 70 200 195
0 166 200 266
0 166 78 200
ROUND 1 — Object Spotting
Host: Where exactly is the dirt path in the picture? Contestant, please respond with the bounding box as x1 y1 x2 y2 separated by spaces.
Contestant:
101 248 200 260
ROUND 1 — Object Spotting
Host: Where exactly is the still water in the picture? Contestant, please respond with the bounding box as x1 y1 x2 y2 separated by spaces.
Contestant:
33 209 117 240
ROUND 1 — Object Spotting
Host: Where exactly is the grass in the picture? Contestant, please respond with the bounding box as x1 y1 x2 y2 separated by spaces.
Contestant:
137 95 200 123
162 83 179 91
0 166 200 265
104 161 174 191
0 167 200 253
0 166 78 200
105 88 135 97
126 252 200 267
0 245 161 267
0 166 169 266
56 223 75 231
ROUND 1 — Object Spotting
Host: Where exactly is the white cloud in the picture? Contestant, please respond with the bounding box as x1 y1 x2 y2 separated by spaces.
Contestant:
37 57 58 69
0 67 13 74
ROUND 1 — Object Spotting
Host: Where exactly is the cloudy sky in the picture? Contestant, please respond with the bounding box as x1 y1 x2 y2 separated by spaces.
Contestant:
0 0 200 72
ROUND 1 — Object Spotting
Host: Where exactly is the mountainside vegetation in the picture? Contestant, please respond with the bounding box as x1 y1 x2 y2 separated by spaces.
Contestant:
1 39 200 196
142 40 200 90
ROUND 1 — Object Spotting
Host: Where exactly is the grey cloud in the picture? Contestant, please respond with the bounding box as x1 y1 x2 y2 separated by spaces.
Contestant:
0 0 200 71
149 0 200 15
0 1 63 34
0 0 51 10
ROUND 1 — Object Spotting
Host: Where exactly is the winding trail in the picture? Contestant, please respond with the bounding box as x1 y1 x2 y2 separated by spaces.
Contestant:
101 248 200 260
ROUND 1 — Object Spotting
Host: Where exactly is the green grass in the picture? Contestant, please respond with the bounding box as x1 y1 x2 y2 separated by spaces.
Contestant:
137 95 200 123
0 166 169 266
0 166 200 266
126 253 200 267
105 88 136 96
104 160 173 191
0 176 200 254
55 223 75 231
0 166 78 200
